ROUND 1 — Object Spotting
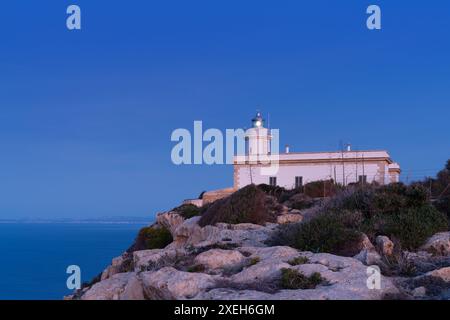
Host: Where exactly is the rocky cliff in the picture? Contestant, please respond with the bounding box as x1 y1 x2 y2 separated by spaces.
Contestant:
66 185 450 300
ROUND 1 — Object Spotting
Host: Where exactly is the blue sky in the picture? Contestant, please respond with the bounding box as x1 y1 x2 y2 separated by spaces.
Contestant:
0 1 449 219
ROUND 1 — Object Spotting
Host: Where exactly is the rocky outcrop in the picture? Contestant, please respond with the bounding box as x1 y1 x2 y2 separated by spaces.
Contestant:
140 267 217 299
194 249 245 271
276 213 303 224
198 251 399 300
81 273 144 300
156 211 184 235
170 216 274 249
376 236 394 257
101 255 127 280
73 209 450 301
133 248 186 272
421 232 450 256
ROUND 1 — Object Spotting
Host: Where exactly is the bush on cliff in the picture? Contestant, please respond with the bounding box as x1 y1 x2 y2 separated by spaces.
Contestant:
303 180 338 198
280 269 325 290
270 210 365 256
199 184 277 226
371 206 448 250
173 204 203 219
130 226 173 251
270 183 448 254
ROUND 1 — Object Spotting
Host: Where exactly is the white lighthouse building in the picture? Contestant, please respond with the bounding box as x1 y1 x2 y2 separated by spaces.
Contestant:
245 112 272 158
185 112 401 205
233 112 401 190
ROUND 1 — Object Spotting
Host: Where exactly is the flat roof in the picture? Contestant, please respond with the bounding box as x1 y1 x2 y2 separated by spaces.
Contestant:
234 150 395 164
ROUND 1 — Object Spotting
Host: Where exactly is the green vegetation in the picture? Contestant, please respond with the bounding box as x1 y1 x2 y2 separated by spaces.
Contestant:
173 204 203 219
280 269 325 290
136 226 173 250
421 159 450 219
270 183 448 254
187 264 206 273
199 184 277 226
303 180 338 198
288 256 309 266
248 257 260 266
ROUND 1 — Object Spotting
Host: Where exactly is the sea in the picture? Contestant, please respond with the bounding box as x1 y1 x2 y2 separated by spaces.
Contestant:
0 222 148 300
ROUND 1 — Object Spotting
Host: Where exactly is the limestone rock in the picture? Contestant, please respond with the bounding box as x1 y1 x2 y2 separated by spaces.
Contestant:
421 232 450 256
276 213 303 224
353 249 382 266
194 249 245 270
101 255 126 280
412 286 427 298
82 273 144 300
140 267 217 299
239 246 302 262
199 251 399 300
426 267 450 282
156 211 185 236
133 248 185 271
231 260 291 284
173 217 274 249
376 236 394 256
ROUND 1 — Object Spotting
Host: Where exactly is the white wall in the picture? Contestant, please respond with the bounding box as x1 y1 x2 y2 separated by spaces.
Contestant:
236 161 389 189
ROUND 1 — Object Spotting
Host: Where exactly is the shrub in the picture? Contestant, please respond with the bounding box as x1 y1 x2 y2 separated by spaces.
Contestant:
375 206 448 250
435 196 450 219
304 180 337 198
270 211 364 256
280 269 324 290
288 256 309 266
187 264 206 273
133 226 173 250
199 184 276 226
173 204 202 219
257 184 306 204
248 257 260 266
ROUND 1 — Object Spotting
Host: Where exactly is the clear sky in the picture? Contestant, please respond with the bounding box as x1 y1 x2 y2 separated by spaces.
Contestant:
0 1 449 219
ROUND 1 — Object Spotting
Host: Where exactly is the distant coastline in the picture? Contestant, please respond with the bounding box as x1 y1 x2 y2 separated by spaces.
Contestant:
0 216 152 224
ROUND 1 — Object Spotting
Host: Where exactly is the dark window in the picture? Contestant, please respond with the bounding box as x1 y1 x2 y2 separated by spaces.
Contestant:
269 177 277 186
295 176 303 189
358 175 367 184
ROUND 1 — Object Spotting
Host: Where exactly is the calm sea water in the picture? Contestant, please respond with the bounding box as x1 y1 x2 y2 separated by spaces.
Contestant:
0 223 146 300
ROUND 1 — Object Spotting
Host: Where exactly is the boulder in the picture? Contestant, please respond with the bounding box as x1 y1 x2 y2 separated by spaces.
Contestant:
426 267 450 282
140 267 217 299
276 213 303 224
173 218 274 249
230 247 300 284
156 211 185 236
194 249 245 270
133 248 185 271
101 255 126 280
239 246 301 262
412 286 427 298
354 248 382 266
81 273 144 300
199 251 399 300
421 232 450 256
376 236 394 256
231 260 291 285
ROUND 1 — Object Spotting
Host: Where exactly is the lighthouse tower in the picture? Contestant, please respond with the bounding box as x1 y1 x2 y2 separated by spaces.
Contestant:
245 112 272 159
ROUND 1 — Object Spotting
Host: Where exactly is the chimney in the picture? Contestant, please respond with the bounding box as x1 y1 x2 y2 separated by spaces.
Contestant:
346 144 351 152
285 145 290 154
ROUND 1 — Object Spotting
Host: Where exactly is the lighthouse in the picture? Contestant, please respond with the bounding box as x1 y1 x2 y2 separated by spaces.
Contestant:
245 112 272 160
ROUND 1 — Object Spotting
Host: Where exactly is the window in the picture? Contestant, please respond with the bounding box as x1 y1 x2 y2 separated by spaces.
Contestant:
269 177 277 186
295 176 303 189
358 175 367 184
